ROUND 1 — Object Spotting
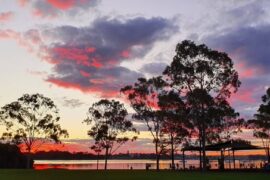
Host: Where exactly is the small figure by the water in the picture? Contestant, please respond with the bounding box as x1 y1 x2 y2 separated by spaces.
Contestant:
145 163 151 170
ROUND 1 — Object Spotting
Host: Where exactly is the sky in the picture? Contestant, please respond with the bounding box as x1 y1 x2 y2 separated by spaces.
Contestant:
1 0 270 154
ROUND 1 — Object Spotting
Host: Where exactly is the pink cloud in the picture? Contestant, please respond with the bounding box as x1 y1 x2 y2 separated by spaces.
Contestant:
46 0 75 10
32 8 44 17
228 48 262 79
0 29 20 39
230 89 256 104
121 50 130 58
86 47 96 53
0 12 14 22
235 61 258 79
24 0 98 18
50 47 104 68
47 78 119 98
52 47 89 64
18 0 29 7
1 17 174 99
90 57 103 68
80 70 91 77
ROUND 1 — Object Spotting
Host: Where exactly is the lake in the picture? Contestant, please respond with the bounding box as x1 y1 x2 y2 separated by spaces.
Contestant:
34 159 266 170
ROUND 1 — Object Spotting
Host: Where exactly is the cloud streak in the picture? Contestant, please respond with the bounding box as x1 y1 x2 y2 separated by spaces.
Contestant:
19 0 99 17
58 96 85 108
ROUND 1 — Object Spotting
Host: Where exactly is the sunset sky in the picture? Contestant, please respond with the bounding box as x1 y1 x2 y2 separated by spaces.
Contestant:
1 0 270 154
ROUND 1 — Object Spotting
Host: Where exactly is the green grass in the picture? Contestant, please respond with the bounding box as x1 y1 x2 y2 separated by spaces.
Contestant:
0 170 269 180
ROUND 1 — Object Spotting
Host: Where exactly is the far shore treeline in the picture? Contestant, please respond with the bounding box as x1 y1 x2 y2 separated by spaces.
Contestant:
1 41 270 171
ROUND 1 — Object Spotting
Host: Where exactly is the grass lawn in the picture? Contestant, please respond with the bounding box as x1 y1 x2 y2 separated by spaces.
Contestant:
0 170 269 180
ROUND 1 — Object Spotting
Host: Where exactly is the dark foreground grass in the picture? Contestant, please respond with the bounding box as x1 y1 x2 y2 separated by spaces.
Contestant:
0 170 269 180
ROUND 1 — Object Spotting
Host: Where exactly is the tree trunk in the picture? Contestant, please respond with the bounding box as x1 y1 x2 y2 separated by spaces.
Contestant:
228 150 231 169
182 151 186 170
155 140 160 171
157 154 160 171
202 127 207 172
267 147 270 164
199 136 202 171
97 152 99 170
104 147 109 170
171 134 175 170
26 149 32 169
232 150 236 169
220 150 224 170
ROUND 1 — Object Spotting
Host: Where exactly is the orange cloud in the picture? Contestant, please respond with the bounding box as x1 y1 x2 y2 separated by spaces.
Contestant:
19 142 88 153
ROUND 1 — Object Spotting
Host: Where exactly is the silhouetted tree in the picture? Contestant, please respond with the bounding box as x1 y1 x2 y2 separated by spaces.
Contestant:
186 89 242 168
0 93 69 168
158 90 192 170
163 40 241 171
248 88 270 163
121 76 168 171
90 142 102 170
83 99 137 170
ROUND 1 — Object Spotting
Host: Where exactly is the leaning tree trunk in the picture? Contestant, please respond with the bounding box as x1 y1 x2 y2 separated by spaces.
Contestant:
104 147 109 170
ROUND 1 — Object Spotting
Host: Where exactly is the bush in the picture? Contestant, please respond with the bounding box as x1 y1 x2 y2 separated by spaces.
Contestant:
0 143 31 169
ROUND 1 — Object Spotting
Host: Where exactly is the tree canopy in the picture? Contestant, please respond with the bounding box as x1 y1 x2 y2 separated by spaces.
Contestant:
248 88 270 162
83 99 137 170
121 76 169 170
163 40 242 171
0 93 69 153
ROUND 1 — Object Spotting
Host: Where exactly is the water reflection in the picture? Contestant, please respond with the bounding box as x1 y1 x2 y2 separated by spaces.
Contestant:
34 159 267 170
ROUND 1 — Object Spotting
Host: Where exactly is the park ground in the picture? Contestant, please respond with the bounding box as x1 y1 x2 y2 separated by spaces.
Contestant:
0 170 269 180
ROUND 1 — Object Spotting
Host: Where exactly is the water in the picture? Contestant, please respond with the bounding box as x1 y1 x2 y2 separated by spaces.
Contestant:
34 159 172 170
34 159 267 170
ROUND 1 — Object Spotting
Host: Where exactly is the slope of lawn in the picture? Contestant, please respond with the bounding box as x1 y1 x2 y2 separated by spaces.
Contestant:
0 170 269 180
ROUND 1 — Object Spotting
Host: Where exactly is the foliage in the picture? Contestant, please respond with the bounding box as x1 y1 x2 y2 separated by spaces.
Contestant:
83 99 137 169
163 40 240 96
121 76 168 170
158 90 191 141
0 94 68 153
248 88 270 162
163 40 242 170
158 90 192 169
186 89 242 143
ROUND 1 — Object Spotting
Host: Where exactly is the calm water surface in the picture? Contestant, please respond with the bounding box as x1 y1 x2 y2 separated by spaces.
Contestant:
34 159 266 170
